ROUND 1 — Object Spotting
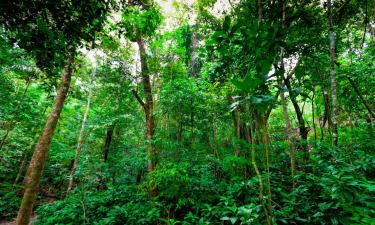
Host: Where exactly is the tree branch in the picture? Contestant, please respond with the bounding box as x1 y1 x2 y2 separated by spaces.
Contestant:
131 89 146 110
348 77 375 120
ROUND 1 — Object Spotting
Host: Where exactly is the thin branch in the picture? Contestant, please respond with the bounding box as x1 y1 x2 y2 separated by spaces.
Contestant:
286 63 299 80
348 77 375 120
131 89 146 109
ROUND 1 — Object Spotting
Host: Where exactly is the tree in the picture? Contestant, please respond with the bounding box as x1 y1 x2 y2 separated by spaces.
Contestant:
66 63 95 194
0 1 114 224
327 0 338 146
0 0 374 224
120 3 163 171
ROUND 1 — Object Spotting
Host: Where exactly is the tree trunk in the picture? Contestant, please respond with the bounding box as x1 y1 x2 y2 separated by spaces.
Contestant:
14 154 27 186
103 126 114 163
323 90 333 131
16 55 74 225
328 0 339 146
97 126 114 191
257 0 263 20
249 112 271 225
190 98 195 145
279 84 297 189
283 76 309 161
279 2 296 189
212 114 219 157
67 72 94 194
190 29 199 77
177 111 183 141
136 37 156 171
312 90 318 141
315 66 333 137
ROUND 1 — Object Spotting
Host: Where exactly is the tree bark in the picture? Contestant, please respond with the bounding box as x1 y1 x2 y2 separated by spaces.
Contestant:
97 126 114 191
323 90 333 129
279 82 297 188
315 66 333 136
249 112 271 225
16 55 74 225
283 77 307 137
257 0 263 20
14 154 27 186
190 29 199 77
283 76 309 160
136 37 156 171
328 0 339 146
67 71 94 194
312 90 318 141
103 126 114 163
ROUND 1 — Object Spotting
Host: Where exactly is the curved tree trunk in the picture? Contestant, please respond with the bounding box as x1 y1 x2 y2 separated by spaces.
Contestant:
16 56 74 225
283 76 309 161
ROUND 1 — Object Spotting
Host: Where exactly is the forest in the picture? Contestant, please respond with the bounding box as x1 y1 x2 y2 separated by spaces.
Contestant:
0 0 374 224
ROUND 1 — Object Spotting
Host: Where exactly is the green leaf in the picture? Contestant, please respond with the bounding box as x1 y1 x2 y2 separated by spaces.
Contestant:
231 75 262 92
223 16 231 31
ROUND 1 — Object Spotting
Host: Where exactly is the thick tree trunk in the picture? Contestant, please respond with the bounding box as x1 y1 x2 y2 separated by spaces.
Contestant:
16 56 74 225
136 37 156 171
328 0 338 146
228 95 253 157
67 74 94 194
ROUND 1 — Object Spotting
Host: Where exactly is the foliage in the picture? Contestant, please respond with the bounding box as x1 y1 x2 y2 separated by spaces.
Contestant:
0 0 374 224
120 5 163 41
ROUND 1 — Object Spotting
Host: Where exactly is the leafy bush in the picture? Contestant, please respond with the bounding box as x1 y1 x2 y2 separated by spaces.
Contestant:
0 183 21 220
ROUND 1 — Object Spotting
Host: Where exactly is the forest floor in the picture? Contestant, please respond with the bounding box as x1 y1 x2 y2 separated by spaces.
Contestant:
0 214 37 225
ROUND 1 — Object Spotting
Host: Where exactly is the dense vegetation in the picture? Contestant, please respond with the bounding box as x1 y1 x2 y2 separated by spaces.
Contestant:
0 0 374 224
